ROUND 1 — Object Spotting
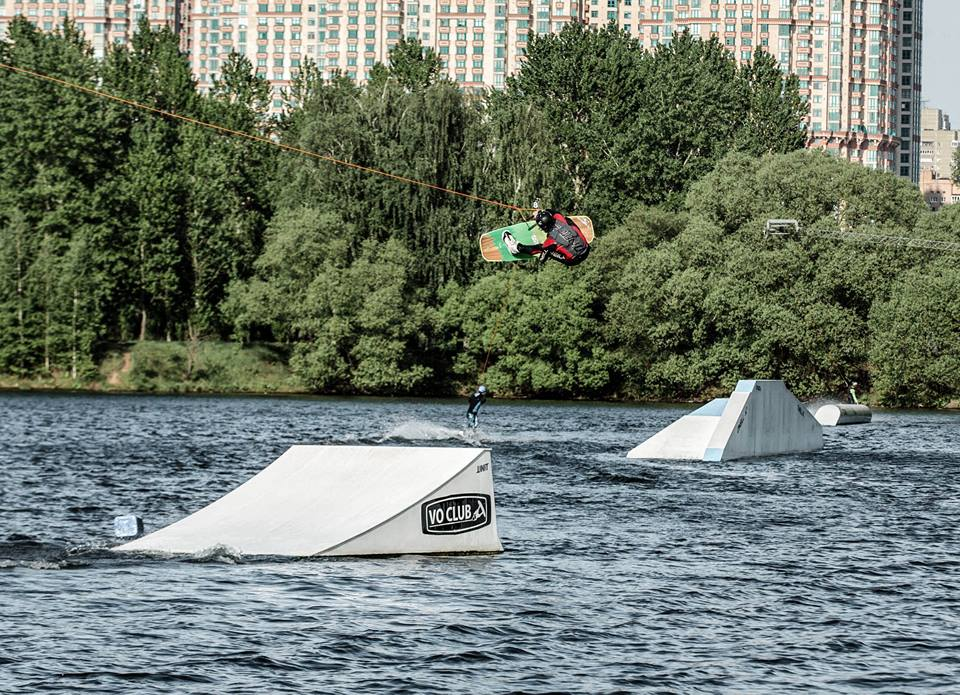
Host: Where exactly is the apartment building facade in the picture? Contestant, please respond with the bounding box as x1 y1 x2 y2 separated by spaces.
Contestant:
0 0 183 56
184 0 586 108
920 170 960 210
0 0 923 181
919 107 959 209
603 0 922 181
920 107 958 180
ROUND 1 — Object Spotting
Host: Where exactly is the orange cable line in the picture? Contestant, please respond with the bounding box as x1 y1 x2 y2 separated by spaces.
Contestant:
0 60 531 213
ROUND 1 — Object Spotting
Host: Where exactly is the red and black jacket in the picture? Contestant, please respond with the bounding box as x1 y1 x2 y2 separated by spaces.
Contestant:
541 211 590 266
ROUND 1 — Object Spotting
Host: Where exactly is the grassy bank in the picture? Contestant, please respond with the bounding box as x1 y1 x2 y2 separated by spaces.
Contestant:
3 340 958 408
0 341 306 395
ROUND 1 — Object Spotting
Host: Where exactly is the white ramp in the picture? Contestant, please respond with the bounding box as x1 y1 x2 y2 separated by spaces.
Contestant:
814 403 872 426
114 446 502 558
628 380 823 461
626 398 728 461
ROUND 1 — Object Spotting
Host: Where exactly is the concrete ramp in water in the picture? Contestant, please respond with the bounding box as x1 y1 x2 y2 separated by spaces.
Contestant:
114 445 502 558
628 380 823 461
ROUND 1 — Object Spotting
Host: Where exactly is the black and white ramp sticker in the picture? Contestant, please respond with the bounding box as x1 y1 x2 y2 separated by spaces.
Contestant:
421 494 491 535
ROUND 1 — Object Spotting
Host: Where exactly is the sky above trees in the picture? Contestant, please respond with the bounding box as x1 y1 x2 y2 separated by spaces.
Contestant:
921 0 960 120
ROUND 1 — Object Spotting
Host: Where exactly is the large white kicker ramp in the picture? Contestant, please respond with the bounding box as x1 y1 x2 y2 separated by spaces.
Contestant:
628 380 823 461
114 446 503 557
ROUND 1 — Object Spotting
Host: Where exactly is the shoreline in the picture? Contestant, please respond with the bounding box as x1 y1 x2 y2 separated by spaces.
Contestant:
3 378 958 411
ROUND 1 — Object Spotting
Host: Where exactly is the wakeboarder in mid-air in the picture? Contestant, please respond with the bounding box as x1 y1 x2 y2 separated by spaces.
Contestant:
501 209 591 266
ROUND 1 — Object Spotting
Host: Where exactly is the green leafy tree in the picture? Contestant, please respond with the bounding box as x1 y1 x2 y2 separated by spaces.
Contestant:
55 230 105 378
869 261 960 406
473 99 569 222
606 150 931 400
735 48 808 155
499 23 646 220
180 53 273 337
688 149 926 236
377 37 443 91
441 264 610 397
602 217 723 398
0 210 33 373
122 124 188 340
272 75 366 213
276 71 485 288
223 206 336 344
953 145 960 185
280 57 324 127
225 208 434 394
0 19 114 373
101 21 199 340
499 28 807 220
632 33 752 210
289 232 435 393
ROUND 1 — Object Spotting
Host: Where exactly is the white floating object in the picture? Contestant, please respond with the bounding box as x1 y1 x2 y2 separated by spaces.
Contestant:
113 515 144 538
814 403 872 426
628 380 823 461
112 446 502 558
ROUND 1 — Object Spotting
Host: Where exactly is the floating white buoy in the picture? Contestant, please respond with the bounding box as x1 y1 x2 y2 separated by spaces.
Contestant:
113 515 144 538
814 403 873 426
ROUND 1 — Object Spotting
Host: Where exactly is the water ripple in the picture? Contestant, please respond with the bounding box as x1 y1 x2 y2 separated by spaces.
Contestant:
1 392 959 693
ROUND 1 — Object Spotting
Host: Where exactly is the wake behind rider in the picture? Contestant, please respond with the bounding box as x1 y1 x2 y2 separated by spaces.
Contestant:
502 209 591 266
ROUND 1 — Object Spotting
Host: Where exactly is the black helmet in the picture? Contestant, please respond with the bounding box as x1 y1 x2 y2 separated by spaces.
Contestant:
535 209 553 230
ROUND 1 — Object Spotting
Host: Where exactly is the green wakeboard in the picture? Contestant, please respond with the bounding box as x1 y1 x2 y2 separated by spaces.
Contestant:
479 220 544 262
479 216 594 262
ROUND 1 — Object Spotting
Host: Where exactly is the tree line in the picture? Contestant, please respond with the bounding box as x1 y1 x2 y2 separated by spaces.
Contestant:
1 18 958 406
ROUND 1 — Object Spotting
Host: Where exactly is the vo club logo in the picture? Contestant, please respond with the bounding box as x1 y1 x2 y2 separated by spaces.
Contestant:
421 494 491 535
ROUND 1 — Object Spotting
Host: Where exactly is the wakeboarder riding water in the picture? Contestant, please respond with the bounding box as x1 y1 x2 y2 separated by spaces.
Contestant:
467 385 488 429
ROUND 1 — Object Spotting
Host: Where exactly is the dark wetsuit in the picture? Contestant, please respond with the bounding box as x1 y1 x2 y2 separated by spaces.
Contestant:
516 211 591 266
466 390 486 428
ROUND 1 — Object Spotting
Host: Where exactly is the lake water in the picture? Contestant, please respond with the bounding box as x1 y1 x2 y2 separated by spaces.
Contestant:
2 391 959 693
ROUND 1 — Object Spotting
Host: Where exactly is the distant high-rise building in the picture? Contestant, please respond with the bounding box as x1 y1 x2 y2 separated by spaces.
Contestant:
595 0 923 181
920 107 959 180
919 107 959 209
1 0 923 181
184 0 590 113
0 0 184 56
